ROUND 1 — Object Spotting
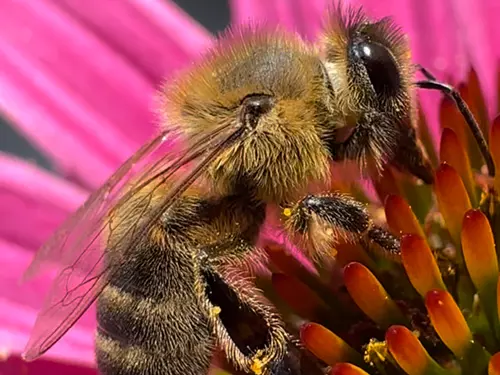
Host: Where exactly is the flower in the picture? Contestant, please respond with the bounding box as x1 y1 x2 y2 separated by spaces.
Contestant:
0 0 499 374
274 93 500 374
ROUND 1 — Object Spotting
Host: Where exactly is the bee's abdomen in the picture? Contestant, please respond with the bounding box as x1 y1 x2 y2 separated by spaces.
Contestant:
96 215 213 375
96 282 213 375
95 190 265 374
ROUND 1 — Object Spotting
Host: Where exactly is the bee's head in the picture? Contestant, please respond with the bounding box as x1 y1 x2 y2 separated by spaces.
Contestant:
163 27 334 203
320 5 433 183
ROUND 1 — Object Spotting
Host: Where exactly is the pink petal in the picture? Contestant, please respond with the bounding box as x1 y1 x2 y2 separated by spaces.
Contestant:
0 153 86 251
260 226 318 276
230 1 281 27
484 0 500 63
229 0 328 40
0 355 96 375
55 0 213 83
0 240 95 366
448 0 499 115
0 0 159 188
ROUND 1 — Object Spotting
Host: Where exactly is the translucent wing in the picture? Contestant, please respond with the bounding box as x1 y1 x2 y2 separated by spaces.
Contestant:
23 124 243 361
23 130 169 281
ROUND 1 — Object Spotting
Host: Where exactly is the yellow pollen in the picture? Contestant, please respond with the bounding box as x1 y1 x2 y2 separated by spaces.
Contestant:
364 339 388 365
210 306 221 317
250 350 269 375
251 358 264 375
283 208 292 217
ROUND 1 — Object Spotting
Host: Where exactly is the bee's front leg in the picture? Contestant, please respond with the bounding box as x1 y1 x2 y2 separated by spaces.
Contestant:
280 193 400 262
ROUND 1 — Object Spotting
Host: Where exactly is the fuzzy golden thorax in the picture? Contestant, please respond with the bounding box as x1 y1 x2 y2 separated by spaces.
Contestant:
163 28 334 203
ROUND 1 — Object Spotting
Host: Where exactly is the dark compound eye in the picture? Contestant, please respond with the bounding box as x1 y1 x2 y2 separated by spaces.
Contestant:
351 40 401 96
240 94 274 130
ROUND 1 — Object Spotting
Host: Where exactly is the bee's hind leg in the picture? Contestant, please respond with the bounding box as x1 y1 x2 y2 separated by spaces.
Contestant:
281 192 401 262
197 240 290 374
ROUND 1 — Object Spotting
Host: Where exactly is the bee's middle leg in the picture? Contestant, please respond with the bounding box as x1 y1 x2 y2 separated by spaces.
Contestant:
281 192 400 261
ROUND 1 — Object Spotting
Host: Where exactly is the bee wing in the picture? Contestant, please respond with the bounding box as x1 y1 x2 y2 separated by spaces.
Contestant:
22 130 170 281
23 124 243 361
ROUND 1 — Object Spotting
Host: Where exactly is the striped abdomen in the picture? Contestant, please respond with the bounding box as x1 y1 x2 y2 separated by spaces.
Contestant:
95 236 215 375
95 194 215 375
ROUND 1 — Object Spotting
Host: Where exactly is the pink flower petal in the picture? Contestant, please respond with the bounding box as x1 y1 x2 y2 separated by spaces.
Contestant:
230 1 281 27
0 0 160 188
0 355 96 375
448 0 499 115
229 0 328 40
484 0 500 62
260 226 318 276
55 0 213 83
0 153 86 251
0 240 95 366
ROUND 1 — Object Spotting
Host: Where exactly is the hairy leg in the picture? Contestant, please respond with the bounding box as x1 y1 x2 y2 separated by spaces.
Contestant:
280 192 400 262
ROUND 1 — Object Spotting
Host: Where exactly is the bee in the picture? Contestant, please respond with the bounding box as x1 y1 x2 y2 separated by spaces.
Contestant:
22 4 492 375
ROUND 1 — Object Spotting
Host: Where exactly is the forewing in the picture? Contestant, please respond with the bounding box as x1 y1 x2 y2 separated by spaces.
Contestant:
23 124 243 361
23 130 170 281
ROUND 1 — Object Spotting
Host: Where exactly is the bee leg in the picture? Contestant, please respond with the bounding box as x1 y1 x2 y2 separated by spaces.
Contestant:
199 245 290 374
282 193 400 262
415 65 495 177
389 119 434 184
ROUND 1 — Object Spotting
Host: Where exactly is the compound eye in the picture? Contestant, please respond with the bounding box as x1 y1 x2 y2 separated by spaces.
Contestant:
240 94 274 129
352 41 401 96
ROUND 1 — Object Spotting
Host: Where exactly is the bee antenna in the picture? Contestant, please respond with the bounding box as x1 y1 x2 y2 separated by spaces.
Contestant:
415 65 495 177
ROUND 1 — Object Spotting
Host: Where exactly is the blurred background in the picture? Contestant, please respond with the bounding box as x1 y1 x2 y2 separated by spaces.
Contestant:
0 0 230 172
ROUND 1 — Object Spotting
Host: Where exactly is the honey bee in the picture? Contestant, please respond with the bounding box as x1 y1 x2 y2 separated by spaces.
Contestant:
22 4 492 375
